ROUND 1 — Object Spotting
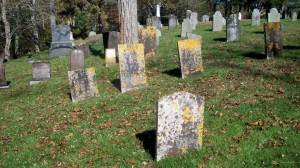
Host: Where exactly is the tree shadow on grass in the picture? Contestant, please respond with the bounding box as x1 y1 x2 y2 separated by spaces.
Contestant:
253 31 264 34
163 68 181 78
136 129 156 160
213 37 226 42
111 79 121 92
90 48 104 59
244 52 266 59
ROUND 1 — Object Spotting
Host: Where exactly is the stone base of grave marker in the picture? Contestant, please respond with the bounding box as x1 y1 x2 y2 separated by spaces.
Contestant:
49 42 73 57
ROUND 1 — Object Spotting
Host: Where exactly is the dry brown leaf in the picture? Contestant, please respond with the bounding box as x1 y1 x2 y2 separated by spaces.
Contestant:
197 164 205 168
126 158 138 165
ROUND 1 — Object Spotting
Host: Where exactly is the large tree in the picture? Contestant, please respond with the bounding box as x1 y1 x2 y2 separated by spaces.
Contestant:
1 0 11 60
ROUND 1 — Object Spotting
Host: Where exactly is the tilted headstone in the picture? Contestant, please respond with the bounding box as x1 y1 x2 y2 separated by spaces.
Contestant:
181 19 193 38
168 15 178 30
49 25 73 57
68 67 99 103
238 12 242 20
88 31 96 37
0 62 8 87
139 26 157 57
213 11 223 31
292 12 298 22
156 4 160 17
190 12 198 30
252 8 260 26
178 38 203 78
226 14 241 42
118 44 147 93
156 29 161 47
156 91 205 161
264 22 283 59
105 48 117 67
186 10 192 19
268 8 281 23
77 44 89 59
201 15 209 22
152 16 162 30
103 31 120 55
70 49 84 70
30 61 50 85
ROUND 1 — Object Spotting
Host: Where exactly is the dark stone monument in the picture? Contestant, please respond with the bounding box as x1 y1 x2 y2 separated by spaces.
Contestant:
68 67 99 103
178 38 203 78
103 31 120 55
70 49 85 70
168 15 178 30
139 26 156 57
226 14 241 42
264 22 283 59
152 16 162 30
118 44 147 93
49 25 74 57
77 44 89 59
30 61 50 85
0 61 9 88
156 91 205 161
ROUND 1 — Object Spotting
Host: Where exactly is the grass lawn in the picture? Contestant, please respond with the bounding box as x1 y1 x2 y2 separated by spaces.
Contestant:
0 19 300 167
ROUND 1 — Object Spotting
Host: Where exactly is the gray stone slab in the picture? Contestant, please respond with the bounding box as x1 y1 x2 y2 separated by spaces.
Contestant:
168 15 178 30
68 67 99 103
252 8 260 26
264 22 283 59
70 49 85 70
118 44 147 93
268 8 281 23
77 44 89 59
181 19 192 38
213 11 223 31
31 61 50 81
51 25 71 42
201 15 209 22
156 91 205 161
0 63 7 87
190 12 198 30
139 26 156 57
292 12 298 22
226 14 241 42
152 16 162 30
156 29 161 47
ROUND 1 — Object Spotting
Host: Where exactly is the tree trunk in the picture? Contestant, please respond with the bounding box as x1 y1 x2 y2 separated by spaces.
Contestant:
50 0 56 27
29 0 40 53
1 0 11 60
118 0 138 44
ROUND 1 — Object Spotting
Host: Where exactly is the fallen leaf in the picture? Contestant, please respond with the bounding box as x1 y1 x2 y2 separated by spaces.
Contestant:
0 126 7 130
272 160 280 166
65 133 73 140
36 144 44 149
126 158 138 165
197 164 205 168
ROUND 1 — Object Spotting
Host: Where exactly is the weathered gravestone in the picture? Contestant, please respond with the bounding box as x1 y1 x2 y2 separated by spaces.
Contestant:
186 10 192 19
187 33 202 41
156 91 205 161
213 11 223 31
146 18 152 26
168 15 178 30
201 15 209 22
264 22 283 59
152 16 162 30
139 26 156 57
252 8 260 26
227 14 241 42
118 44 147 93
88 31 96 37
268 8 281 23
0 61 8 88
70 49 84 70
77 44 89 59
30 61 50 85
181 19 193 38
178 38 203 78
68 67 99 103
103 31 120 54
49 25 74 57
190 12 198 30
238 12 242 20
105 48 117 67
156 29 161 46
292 12 298 22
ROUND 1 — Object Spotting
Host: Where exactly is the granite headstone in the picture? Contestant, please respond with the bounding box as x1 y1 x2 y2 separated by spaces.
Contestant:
268 8 281 23
264 22 283 59
252 8 260 26
139 26 156 57
152 16 162 30
213 11 223 31
168 15 178 30
49 25 73 57
30 61 50 85
181 19 193 38
70 49 85 70
103 31 120 55
190 12 198 30
292 12 298 22
227 14 241 42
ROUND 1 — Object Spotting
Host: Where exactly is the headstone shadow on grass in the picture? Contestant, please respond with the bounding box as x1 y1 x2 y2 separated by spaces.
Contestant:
244 52 266 59
213 37 226 42
90 48 104 59
283 45 300 50
135 129 156 160
111 79 121 92
163 68 181 78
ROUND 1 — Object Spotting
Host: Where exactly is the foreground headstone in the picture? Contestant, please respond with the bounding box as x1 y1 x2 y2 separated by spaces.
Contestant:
264 22 283 59
0 62 8 88
68 67 99 103
156 91 205 161
213 11 223 31
139 26 156 57
105 48 117 67
49 25 73 57
77 44 89 59
252 8 260 26
190 12 198 30
268 8 281 23
201 15 209 22
30 61 50 85
70 49 84 70
181 19 192 38
178 38 203 78
168 15 178 30
292 12 298 22
103 31 120 54
118 44 147 93
227 14 241 42
152 16 162 30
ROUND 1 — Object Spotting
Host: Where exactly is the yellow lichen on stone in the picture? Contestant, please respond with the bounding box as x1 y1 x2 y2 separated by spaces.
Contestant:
183 107 194 124
178 38 201 50
269 42 274 49
172 101 179 110
198 105 205 146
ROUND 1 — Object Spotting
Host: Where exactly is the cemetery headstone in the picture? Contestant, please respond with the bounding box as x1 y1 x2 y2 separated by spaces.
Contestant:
103 31 120 55
118 44 147 93
238 12 242 20
156 29 161 47
213 11 223 31
252 8 260 26
30 61 50 85
292 12 298 22
222 17 226 26
181 19 193 38
190 12 198 30
268 8 281 23
201 15 209 22
226 14 241 42
49 25 74 57
156 91 205 161
70 49 84 70
178 38 203 78
88 31 96 37
146 18 152 26
105 48 117 67
77 44 89 59
186 10 192 19
0 62 8 88
187 33 202 41
68 67 99 103
156 4 160 17
152 16 162 30
139 26 156 57
168 15 178 30
264 22 283 59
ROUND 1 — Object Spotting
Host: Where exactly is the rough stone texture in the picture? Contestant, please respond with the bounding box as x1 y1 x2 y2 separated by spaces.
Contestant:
213 11 223 31
156 29 161 47
31 61 50 83
186 10 192 19
70 49 85 70
0 63 7 87
226 14 241 42
181 19 192 38
49 25 74 57
264 22 283 59
201 15 209 22
152 16 162 30
292 12 298 22
156 91 205 161
252 8 260 26
68 67 99 103
77 44 89 59
103 31 120 55
178 38 203 79
139 26 156 57
168 15 178 30
118 44 147 93
268 8 281 23
105 48 117 67
190 12 198 30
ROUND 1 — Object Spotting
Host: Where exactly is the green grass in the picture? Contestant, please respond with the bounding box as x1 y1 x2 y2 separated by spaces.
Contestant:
1 19 300 167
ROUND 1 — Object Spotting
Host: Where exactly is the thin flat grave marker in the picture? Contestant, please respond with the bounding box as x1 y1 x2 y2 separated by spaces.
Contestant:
178 38 203 79
30 61 50 85
70 49 85 70
118 44 147 93
156 91 205 161
264 22 283 59
226 14 241 42
0 63 9 88
139 26 156 57
68 67 99 103
268 8 280 23
105 48 117 67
